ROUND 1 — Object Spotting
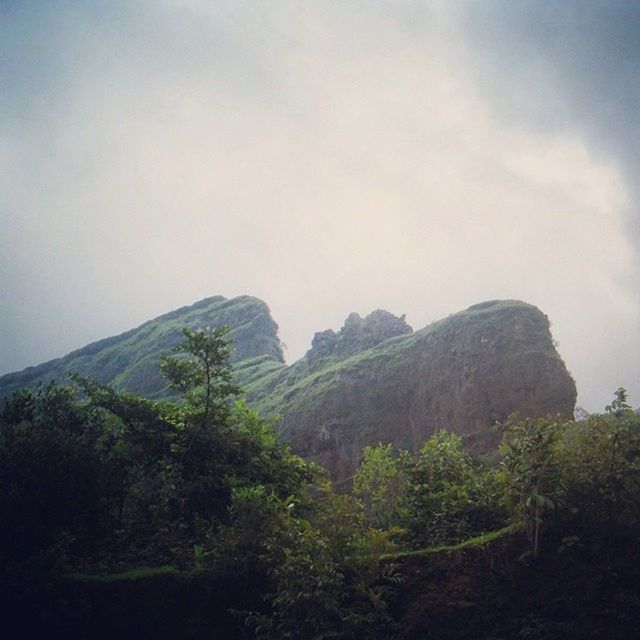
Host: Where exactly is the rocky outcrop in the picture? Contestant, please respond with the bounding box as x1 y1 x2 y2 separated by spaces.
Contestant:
248 300 576 483
307 310 412 364
0 295 285 401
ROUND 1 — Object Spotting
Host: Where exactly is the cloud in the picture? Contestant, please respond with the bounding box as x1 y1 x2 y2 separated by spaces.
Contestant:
0 1 637 410
445 0 640 245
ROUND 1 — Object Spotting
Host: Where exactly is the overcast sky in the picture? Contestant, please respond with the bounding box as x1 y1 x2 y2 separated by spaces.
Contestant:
1 1 638 411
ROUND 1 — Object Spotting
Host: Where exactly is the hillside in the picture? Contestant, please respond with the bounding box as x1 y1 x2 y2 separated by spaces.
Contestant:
0 295 284 401
246 300 577 482
0 297 576 481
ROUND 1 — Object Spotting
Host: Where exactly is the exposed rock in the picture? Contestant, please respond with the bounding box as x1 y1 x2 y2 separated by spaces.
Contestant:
308 329 338 362
307 309 412 364
0 295 285 401
248 300 576 483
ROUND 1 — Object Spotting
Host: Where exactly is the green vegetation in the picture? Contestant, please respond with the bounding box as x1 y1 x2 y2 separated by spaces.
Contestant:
251 331 415 415
0 295 285 402
382 522 524 560
0 325 638 639
66 565 177 583
353 443 408 529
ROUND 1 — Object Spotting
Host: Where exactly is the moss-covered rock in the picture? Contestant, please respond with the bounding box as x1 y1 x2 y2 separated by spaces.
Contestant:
0 295 285 401
247 300 577 482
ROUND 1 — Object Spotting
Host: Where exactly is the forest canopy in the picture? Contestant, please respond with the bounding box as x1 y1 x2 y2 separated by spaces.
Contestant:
1 328 639 639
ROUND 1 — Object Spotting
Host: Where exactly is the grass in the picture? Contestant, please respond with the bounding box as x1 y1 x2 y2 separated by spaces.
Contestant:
0 295 284 401
381 522 524 561
66 565 177 583
234 355 285 388
250 330 417 415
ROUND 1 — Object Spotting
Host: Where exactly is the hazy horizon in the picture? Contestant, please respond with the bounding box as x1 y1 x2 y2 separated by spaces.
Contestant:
2 1 638 411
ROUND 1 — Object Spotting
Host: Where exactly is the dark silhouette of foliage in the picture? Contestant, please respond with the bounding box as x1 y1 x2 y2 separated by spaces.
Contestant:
1 347 638 640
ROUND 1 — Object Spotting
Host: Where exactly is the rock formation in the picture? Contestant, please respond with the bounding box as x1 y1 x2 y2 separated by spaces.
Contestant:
307 309 413 364
247 300 576 482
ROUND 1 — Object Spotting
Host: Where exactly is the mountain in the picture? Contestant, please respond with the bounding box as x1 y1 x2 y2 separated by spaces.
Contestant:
246 300 577 482
0 296 576 481
0 295 284 401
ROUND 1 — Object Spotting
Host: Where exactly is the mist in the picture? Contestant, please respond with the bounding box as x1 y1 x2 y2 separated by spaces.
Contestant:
1 1 638 411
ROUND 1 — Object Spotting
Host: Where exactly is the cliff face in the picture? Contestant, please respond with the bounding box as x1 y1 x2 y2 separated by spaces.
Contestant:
0 295 284 401
248 300 577 483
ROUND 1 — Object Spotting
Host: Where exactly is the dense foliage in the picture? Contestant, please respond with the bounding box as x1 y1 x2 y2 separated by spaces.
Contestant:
1 328 307 572
1 328 638 639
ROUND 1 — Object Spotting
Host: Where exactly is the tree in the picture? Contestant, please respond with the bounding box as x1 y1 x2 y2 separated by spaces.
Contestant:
158 326 318 565
499 415 567 558
243 485 400 640
160 326 240 426
401 430 507 547
353 443 408 529
0 321 314 572
558 389 640 558
0 383 117 566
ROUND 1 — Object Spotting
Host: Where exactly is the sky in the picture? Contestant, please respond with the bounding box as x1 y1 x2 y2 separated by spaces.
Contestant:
1 0 638 412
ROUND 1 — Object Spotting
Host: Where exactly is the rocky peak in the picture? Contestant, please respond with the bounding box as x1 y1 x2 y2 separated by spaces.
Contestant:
307 309 412 364
310 329 338 359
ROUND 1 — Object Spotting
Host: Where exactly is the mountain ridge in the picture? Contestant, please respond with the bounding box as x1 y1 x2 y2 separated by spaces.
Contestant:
0 295 284 401
0 295 576 480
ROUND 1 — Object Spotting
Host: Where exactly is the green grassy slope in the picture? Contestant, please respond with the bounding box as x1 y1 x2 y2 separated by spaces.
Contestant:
0 295 285 401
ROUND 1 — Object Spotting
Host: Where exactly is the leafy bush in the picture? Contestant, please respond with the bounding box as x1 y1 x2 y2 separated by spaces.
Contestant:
0 383 119 568
400 431 508 547
0 327 317 571
353 443 408 529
